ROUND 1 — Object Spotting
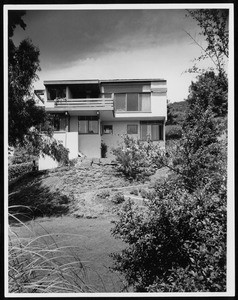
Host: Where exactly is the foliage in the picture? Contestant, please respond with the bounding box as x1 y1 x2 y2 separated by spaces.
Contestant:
8 11 68 165
8 210 98 293
186 9 229 74
111 73 227 291
8 162 34 180
101 142 108 158
166 101 188 125
22 129 69 166
187 71 228 116
112 135 162 181
165 125 182 140
111 192 125 204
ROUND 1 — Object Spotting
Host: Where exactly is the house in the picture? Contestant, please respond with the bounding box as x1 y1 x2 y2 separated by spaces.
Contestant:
39 79 167 169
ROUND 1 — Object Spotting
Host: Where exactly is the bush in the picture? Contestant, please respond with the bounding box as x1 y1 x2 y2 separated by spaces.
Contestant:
110 102 227 291
112 135 162 181
111 179 226 292
111 192 125 204
9 162 33 180
165 125 182 140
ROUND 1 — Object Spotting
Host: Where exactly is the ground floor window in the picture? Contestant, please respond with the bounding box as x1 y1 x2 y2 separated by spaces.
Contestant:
50 113 68 131
140 121 164 141
127 124 138 134
78 116 99 134
103 125 113 134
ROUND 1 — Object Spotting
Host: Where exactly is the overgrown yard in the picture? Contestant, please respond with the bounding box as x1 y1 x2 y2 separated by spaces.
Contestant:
8 161 169 292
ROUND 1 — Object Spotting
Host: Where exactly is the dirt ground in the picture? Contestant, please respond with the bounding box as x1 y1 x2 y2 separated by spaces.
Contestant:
9 161 169 292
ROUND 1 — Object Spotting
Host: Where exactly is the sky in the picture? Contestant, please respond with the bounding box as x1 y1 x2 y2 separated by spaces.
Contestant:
11 6 216 102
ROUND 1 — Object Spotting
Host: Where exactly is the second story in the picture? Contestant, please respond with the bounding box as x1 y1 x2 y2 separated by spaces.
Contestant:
44 78 167 120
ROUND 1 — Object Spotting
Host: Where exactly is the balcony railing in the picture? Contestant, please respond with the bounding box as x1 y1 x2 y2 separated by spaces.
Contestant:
53 97 114 111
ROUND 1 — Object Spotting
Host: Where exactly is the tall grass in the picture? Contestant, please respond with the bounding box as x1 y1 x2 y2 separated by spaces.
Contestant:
8 207 99 293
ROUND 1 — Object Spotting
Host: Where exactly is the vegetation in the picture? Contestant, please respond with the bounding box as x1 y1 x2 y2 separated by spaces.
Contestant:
186 9 228 75
110 9 228 290
112 135 162 181
8 11 69 166
9 209 98 293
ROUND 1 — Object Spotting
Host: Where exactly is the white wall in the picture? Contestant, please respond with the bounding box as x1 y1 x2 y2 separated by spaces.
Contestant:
78 134 101 158
38 154 59 170
101 121 165 158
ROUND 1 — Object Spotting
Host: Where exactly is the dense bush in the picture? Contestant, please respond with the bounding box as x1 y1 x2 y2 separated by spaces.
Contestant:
112 135 162 181
111 99 227 291
165 125 182 140
9 162 33 180
111 180 226 292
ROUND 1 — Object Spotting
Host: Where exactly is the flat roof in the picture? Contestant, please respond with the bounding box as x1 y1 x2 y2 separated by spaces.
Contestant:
44 78 166 85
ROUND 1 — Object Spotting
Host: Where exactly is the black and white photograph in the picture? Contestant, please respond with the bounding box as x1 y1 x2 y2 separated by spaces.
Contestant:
4 3 234 297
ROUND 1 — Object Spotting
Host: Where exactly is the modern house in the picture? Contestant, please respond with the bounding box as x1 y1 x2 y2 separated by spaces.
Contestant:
39 79 167 169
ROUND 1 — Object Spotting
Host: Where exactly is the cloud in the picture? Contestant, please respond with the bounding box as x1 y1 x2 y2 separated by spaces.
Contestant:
13 9 195 70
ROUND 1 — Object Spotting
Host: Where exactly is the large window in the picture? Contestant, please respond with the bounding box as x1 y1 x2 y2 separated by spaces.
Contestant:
140 121 164 141
78 116 99 134
114 93 151 112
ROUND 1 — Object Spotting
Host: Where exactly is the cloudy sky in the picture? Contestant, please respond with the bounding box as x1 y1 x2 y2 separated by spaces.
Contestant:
11 6 216 102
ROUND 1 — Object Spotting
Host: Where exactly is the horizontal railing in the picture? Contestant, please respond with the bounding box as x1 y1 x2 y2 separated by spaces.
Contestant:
54 98 114 109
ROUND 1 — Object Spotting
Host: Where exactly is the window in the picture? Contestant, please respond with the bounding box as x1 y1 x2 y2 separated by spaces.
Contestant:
127 124 138 134
103 125 113 134
78 116 99 134
114 93 151 112
52 114 68 131
47 86 66 100
140 121 164 141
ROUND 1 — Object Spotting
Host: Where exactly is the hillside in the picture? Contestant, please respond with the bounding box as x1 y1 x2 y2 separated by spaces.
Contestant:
167 100 188 125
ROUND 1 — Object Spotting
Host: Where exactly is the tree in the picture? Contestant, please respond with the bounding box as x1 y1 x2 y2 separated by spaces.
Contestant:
186 9 229 75
8 11 69 164
8 11 46 146
186 71 228 117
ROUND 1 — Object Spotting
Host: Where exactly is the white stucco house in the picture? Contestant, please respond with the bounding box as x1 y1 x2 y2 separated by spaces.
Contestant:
39 78 167 170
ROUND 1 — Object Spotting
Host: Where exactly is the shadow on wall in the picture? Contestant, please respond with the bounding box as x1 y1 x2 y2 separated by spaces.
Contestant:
8 172 72 224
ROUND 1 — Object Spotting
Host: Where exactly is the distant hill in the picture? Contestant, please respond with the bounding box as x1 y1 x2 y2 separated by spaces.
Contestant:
167 100 188 125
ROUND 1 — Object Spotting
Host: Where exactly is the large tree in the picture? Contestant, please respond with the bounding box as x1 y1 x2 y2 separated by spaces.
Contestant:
8 11 46 147
8 11 69 164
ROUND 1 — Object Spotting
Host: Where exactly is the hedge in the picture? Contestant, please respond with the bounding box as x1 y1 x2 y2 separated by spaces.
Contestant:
9 162 34 180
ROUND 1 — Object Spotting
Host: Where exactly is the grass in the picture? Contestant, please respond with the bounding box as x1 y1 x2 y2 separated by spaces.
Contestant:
8 210 98 293
8 163 169 293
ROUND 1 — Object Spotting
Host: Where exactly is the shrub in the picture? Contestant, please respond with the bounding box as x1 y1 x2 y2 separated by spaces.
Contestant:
111 192 125 204
97 190 110 199
130 189 139 196
9 162 33 180
111 179 226 292
101 142 108 158
112 135 162 181
165 125 182 140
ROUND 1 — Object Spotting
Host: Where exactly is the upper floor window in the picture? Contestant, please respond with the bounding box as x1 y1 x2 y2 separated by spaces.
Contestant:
114 93 151 112
78 116 99 134
140 121 164 141
47 86 66 100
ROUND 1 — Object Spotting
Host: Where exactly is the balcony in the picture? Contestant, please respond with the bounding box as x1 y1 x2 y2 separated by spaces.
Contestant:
45 97 114 112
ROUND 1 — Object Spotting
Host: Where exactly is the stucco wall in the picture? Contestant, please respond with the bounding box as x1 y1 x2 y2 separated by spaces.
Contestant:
78 134 101 158
101 121 140 158
69 116 78 132
101 121 165 158
38 154 59 171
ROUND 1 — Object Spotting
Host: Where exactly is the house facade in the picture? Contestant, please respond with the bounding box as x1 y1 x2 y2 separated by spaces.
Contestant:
39 79 167 169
